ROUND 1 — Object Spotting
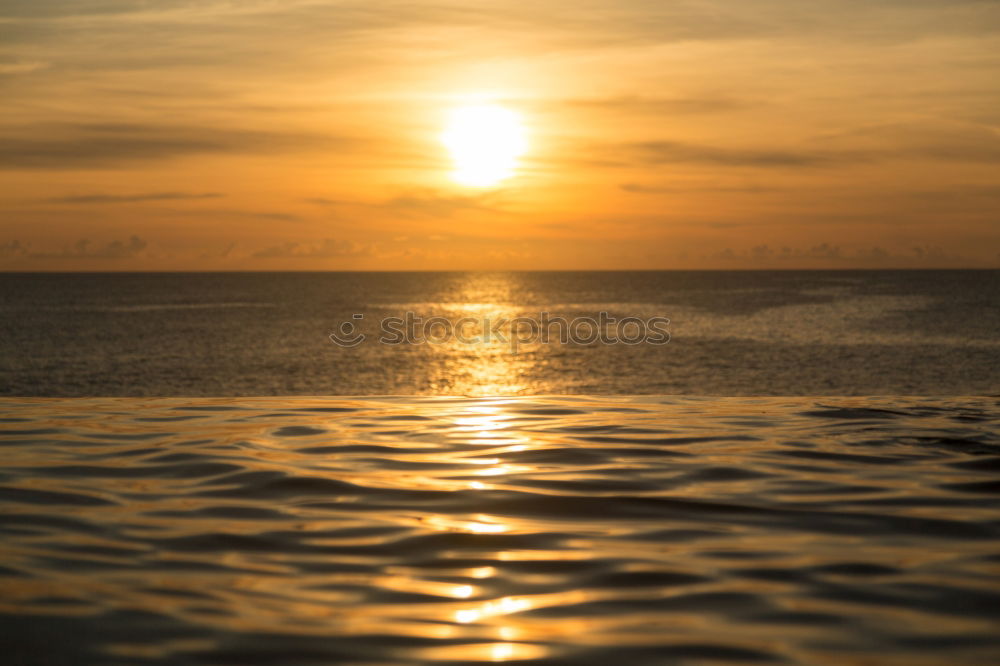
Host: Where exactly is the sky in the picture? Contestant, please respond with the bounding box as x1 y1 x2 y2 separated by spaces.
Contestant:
1 0 999 270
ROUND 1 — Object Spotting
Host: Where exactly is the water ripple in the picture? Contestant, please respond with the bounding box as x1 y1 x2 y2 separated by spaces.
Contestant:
1 396 999 665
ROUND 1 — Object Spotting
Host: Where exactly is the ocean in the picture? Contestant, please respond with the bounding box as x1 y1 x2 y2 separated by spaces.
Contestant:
2 396 1000 665
1 270 998 396
2 271 999 665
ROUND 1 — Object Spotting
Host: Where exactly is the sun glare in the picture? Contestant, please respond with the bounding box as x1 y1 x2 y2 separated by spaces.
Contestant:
441 104 527 187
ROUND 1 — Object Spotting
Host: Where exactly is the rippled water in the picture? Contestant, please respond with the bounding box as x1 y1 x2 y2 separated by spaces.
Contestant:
2 396 1000 665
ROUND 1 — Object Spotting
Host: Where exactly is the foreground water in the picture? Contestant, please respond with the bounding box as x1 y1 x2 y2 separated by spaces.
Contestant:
1 396 999 665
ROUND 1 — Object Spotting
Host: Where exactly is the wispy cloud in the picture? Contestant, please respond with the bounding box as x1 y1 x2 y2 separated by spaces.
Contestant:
561 95 750 115
708 241 966 267
0 240 30 258
162 208 303 222
0 59 48 75
621 182 775 194
28 235 148 259
818 120 1000 164
0 122 348 169
306 189 504 218
628 140 870 168
381 192 500 218
252 239 375 259
45 191 223 204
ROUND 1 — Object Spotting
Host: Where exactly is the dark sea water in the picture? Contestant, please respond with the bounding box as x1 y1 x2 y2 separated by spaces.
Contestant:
2 271 999 665
2 396 1000 665
1 270 998 396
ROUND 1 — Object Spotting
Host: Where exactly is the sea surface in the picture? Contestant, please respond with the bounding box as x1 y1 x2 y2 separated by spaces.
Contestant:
1 270 998 396
1 396 1000 665
2 271 999 664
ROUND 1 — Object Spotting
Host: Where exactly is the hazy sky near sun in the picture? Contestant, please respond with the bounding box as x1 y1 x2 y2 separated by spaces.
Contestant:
1 0 999 270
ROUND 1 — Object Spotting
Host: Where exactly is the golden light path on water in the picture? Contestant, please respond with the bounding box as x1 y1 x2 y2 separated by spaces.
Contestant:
1 392 1000 665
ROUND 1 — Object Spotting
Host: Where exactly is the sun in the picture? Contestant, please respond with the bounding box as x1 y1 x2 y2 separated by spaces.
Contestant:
441 104 528 187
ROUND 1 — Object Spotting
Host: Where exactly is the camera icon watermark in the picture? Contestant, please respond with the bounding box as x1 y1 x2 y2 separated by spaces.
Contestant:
330 311 670 354
330 313 366 348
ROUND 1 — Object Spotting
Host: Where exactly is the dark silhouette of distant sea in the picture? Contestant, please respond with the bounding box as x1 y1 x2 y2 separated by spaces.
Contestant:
1 270 997 396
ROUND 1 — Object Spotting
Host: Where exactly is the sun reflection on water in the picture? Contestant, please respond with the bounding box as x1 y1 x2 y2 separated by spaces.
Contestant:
422 514 512 535
453 405 511 433
414 641 549 663
453 596 534 625
424 273 544 396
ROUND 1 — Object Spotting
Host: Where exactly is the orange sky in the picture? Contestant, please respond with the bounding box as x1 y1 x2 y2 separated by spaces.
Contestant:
1 0 999 270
